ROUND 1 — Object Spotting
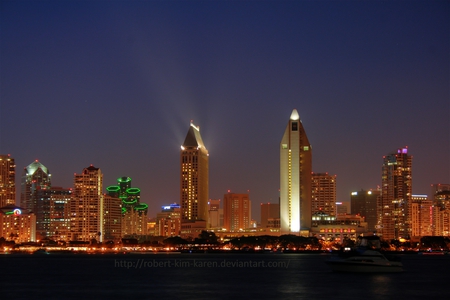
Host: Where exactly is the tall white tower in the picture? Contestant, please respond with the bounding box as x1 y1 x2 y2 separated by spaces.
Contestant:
280 109 312 235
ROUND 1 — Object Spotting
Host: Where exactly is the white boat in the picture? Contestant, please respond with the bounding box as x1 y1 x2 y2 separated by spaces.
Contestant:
325 249 403 273
325 235 403 273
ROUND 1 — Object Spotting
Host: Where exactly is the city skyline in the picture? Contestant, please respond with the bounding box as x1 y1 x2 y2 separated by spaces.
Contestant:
1 1 449 221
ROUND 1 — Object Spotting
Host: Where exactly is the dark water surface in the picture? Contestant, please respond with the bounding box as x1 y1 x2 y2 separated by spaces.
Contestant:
1 253 448 299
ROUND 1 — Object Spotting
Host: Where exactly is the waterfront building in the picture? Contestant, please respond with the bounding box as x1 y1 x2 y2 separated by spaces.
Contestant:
48 187 72 241
280 109 312 235
336 202 348 215
432 188 450 236
351 189 380 232
379 147 412 240
156 204 181 237
20 160 51 211
310 212 368 242
208 199 222 228
71 165 103 242
223 192 251 231
0 154 16 208
311 172 336 217
0 205 36 243
103 194 122 241
260 203 280 228
411 194 433 238
106 177 148 237
180 122 209 225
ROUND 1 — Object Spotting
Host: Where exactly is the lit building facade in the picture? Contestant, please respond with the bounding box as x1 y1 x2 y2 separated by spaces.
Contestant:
280 109 312 235
0 154 16 208
156 204 181 237
311 172 336 217
379 147 412 240
0 205 36 243
180 122 209 223
432 189 450 236
106 177 148 237
71 165 103 242
208 199 222 228
103 194 122 241
411 194 433 238
223 192 251 231
20 160 51 211
260 203 280 228
310 212 368 242
351 189 380 232
48 187 72 241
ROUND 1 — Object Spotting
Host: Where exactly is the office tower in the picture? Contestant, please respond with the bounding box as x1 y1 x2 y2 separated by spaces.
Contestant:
280 109 312 235
29 186 72 240
106 177 148 236
336 202 348 215
103 194 122 241
156 204 181 237
71 165 103 242
311 172 337 217
432 186 450 236
380 147 412 240
208 199 222 228
0 154 16 207
20 160 51 211
180 122 209 223
48 187 72 241
411 195 433 237
0 205 36 242
260 203 280 228
223 192 251 231
351 189 380 232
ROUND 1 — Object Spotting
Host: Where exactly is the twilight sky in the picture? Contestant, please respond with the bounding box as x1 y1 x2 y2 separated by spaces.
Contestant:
1 1 449 221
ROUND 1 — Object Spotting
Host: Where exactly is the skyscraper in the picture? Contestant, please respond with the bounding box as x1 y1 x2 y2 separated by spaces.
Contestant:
0 154 16 207
411 194 433 237
20 160 51 211
71 165 103 242
180 122 209 223
106 177 147 236
311 172 337 217
380 147 412 240
260 203 280 228
280 109 312 235
351 189 380 232
223 192 251 231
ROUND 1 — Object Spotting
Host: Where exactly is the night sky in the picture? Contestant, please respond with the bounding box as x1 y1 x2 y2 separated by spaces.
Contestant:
1 1 449 221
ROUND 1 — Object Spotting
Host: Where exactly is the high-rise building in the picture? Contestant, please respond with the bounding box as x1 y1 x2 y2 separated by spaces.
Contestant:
180 122 209 223
336 202 348 215
20 160 51 211
260 203 280 228
48 187 72 241
351 189 380 232
280 109 312 235
71 165 103 242
411 194 433 237
0 205 36 243
311 172 336 217
432 186 450 236
223 192 251 231
0 154 16 207
106 177 147 237
156 204 181 237
103 194 122 241
379 147 412 240
208 199 222 228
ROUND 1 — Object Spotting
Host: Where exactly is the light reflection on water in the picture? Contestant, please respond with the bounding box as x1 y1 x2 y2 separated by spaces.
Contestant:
1 253 448 299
